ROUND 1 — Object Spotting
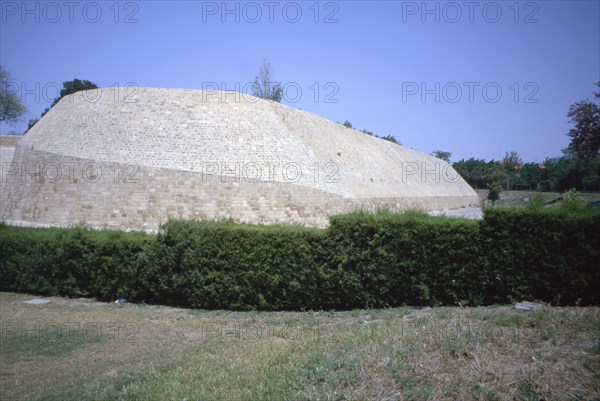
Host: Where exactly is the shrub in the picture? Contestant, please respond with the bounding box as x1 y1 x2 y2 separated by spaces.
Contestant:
1 206 598 310
140 220 327 310
487 183 503 204
559 188 586 212
0 224 152 300
326 211 483 308
480 206 600 305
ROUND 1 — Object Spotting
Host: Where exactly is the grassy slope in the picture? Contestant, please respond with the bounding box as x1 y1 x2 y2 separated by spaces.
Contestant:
1 292 598 401
475 189 600 207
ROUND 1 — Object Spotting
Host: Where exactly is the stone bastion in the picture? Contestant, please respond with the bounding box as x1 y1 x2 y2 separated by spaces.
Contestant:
0 87 479 230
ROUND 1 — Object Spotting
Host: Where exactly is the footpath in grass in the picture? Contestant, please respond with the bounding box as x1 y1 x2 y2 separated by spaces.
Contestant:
0 292 598 401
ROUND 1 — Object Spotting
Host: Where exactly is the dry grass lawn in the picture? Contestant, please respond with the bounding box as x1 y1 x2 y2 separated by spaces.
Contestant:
0 292 598 400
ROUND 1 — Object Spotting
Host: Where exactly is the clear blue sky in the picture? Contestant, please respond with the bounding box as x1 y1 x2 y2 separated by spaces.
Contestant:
1 0 598 162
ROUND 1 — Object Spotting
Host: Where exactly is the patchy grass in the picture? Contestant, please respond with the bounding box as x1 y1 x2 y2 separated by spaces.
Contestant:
1 292 598 400
476 189 600 208
1 328 104 359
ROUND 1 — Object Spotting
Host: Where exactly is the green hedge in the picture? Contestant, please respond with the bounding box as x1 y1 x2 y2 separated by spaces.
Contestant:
0 225 152 300
325 211 484 308
480 207 600 305
1 206 598 310
137 220 328 310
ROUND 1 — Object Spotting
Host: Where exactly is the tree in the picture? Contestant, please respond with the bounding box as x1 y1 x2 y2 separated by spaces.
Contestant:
580 157 600 191
381 134 400 144
343 120 352 129
453 158 489 189
26 118 39 133
549 156 600 192
252 59 283 102
502 150 523 169
502 150 523 190
40 79 98 118
487 182 503 204
519 162 544 190
50 79 98 108
485 162 505 203
23 78 98 134
543 156 572 192
0 66 26 123
431 150 452 163
566 82 600 158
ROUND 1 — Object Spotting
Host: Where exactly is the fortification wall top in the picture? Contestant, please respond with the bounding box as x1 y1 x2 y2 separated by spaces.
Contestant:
20 87 476 200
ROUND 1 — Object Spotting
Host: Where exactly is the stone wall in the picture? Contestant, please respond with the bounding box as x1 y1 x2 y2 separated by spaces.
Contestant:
1 136 18 199
1 147 16 183
0 88 479 229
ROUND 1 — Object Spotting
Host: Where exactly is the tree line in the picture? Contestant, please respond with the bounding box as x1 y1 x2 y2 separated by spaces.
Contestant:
452 154 599 192
453 83 599 193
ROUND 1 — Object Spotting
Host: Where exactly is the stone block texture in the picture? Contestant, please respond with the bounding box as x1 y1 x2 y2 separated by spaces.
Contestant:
0 88 479 229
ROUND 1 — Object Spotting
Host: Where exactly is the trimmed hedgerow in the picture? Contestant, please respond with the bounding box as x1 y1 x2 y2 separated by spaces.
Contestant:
325 211 484 308
0 205 598 310
480 206 600 306
137 220 328 310
0 224 152 300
